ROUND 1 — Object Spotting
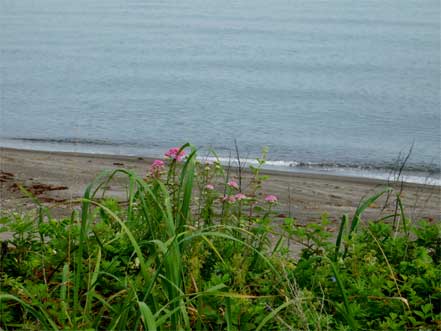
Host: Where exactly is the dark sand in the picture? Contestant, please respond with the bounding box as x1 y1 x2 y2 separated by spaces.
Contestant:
1 148 440 228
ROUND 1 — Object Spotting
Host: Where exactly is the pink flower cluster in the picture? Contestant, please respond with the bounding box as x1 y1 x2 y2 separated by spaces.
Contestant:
152 159 165 168
227 180 239 190
234 193 247 201
222 195 237 203
205 184 214 191
150 159 165 177
164 147 186 162
222 193 248 203
264 195 278 203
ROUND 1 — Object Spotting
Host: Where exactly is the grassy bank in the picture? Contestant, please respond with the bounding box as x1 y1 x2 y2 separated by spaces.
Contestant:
0 144 439 330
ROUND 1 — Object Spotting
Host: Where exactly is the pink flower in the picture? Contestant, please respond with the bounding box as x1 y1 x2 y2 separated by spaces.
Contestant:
150 159 165 176
152 159 165 168
205 184 214 191
234 193 247 201
222 195 236 203
265 195 278 203
164 147 186 162
227 180 239 190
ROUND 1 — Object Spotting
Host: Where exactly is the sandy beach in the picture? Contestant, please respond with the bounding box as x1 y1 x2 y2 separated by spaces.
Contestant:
1 147 440 224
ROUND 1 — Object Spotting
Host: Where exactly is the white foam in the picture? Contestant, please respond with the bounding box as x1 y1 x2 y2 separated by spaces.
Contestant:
198 156 441 186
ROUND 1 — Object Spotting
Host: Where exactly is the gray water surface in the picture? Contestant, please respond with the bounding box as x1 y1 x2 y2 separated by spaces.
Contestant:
1 0 440 181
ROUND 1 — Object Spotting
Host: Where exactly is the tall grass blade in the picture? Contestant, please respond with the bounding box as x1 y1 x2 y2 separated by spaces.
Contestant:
72 170 116 328
84 247 101 317
138 301 157 331
60 263 69 301
255 300 293 331
344 188 392 257
329 260 358 330
201 235 225 264
396 193 408 236
349 187 392 238
0 294 59 330
334 214 347 261
60 263 72 327
225 297 233 331
85 200 151 282
176 146 197 232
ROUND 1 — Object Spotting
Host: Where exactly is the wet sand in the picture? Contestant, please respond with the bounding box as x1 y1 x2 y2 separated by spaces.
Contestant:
1 147 440 225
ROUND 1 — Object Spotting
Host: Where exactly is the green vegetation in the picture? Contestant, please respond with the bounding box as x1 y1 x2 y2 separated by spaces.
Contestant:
0 144 440 330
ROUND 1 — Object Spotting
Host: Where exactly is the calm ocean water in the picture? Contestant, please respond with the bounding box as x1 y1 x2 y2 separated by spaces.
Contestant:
1 0 440 184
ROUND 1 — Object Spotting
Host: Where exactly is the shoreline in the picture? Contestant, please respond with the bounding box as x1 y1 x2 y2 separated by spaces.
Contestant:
1 146 439 189
1 138 440 186
1 147 440 222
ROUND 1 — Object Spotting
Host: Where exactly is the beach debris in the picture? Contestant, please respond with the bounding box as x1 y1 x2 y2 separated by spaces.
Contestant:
0 171 14 182
9 182 68 203
38 196 67 203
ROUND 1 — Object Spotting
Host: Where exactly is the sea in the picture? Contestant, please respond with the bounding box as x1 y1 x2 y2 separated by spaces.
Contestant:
1 0 440 185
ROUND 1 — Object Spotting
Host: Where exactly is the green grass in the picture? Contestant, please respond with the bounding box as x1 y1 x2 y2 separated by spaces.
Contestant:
0 144 439 330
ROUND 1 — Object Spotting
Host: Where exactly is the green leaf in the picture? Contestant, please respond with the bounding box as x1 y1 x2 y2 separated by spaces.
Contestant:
255 300 293 331
138 301 157 331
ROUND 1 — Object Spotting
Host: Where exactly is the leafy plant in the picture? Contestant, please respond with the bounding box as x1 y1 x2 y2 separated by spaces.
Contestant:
0 144 439 330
